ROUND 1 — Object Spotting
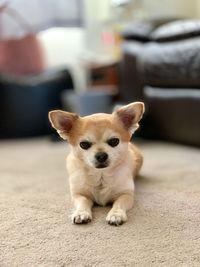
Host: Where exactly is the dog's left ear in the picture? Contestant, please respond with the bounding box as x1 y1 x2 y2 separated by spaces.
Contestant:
114 102 145 134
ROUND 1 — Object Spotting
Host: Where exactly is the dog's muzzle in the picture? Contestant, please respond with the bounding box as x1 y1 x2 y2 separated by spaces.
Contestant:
95 152 109 169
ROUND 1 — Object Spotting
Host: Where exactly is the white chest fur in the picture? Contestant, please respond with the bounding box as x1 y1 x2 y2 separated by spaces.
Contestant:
84 166 134 206
91 175 113 206
67 151 135 206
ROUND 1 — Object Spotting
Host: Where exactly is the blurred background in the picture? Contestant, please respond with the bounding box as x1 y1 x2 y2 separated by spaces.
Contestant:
0 0 200 146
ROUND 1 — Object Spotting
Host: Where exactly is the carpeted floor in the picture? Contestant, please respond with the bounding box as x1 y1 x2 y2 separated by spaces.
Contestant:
0 138 200 267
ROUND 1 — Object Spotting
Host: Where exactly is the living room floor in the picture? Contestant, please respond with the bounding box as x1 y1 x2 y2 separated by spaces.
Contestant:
0 138 200 267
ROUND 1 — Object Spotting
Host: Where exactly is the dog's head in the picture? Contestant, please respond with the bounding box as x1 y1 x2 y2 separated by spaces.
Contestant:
49 102 144 170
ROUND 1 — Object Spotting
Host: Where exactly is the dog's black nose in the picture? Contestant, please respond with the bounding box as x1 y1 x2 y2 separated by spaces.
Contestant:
95 152 108 163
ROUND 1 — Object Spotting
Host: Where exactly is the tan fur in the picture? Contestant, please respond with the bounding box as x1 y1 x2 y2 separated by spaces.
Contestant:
49 102 145 226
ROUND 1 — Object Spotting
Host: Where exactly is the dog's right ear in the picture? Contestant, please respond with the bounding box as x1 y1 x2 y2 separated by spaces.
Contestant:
48 110 79 140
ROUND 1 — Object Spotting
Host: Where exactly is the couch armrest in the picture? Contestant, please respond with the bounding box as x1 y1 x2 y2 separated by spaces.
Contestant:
119 41 145 102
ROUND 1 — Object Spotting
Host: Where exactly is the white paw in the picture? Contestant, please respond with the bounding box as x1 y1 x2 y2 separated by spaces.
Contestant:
72 210 92 224
106 209 127 226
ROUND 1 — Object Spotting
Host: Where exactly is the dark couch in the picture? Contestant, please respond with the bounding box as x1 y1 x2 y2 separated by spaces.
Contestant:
119 18 200 146
0 68 73 138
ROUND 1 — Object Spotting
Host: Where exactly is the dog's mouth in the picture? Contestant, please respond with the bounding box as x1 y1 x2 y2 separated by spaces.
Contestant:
95 163 109 169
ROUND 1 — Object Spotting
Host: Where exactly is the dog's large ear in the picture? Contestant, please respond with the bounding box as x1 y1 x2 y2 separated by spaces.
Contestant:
48 110 79 140
114 102 145 134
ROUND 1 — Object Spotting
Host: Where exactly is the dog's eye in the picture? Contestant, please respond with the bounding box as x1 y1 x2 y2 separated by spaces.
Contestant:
107 138 120 147
80 141 92 150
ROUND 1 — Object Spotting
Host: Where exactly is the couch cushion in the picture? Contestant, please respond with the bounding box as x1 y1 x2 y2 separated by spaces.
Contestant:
151 19 200 42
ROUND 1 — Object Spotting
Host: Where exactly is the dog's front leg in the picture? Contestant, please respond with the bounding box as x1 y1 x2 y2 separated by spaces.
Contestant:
106 192 134 226
71 194 93 224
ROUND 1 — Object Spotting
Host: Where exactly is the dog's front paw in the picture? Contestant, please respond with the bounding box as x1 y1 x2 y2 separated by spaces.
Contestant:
72 210 92 224
106 209 127 226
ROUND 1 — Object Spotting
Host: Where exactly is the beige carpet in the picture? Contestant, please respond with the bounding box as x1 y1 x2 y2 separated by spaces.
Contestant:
0 138 200 267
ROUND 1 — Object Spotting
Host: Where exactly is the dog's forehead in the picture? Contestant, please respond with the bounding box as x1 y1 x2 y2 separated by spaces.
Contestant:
83 113 112 125
79 113 129 141
83 113 111 121
81 114 114 139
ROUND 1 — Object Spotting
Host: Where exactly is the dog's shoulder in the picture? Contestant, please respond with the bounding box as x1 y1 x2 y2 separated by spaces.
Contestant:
128 142 143 177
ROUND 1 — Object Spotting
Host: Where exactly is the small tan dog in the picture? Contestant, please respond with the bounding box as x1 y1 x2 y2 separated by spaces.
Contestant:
49 102 144 226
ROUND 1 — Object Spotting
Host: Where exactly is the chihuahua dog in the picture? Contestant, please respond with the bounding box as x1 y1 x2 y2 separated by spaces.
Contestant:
49 102 144 226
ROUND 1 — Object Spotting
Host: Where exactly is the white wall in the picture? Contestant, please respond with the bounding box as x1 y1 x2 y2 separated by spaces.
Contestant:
111 0 198 19
196 0 200 18
143 0 197 18
83 0 114 55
